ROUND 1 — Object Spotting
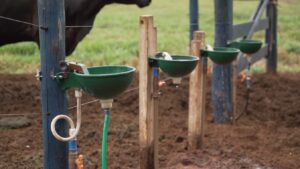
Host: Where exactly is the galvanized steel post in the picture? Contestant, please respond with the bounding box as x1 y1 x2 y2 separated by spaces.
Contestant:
212 0 233 123
189 0 199 42
37 0 68 168
266 0 278 73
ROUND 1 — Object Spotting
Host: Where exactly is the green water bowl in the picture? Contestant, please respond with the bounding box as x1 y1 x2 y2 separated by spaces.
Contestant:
230 39 262 54
58 65 135 99
150 55 199 77
201 47 240 64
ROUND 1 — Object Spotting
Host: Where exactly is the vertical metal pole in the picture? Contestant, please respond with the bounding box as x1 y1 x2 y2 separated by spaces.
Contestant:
189 0 199 42
37 0 68 168
266 0 277 73
212 0 233 123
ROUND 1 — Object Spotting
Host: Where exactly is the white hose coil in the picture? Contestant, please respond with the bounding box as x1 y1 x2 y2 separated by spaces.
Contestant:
51 90 82 142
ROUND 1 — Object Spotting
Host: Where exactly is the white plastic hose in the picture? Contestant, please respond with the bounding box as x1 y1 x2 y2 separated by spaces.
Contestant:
51 90 82 142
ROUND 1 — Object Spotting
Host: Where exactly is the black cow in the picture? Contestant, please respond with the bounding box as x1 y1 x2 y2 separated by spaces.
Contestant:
0 0 151 55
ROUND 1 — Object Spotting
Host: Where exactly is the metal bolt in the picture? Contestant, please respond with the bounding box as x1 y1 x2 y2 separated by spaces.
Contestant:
51 74 64 80
35 70 43 81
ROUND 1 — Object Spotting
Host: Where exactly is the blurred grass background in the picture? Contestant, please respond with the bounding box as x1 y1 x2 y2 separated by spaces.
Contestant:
0 0 299 73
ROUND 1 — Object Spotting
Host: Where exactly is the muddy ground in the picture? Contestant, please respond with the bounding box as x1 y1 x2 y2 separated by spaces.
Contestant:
0 73 299 169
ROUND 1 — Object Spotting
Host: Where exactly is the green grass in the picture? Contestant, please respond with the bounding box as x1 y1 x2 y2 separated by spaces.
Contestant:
0 0 299 73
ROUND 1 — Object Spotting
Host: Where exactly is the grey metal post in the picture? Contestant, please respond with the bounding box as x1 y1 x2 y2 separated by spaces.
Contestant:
37 0 68 168
266 0 277 73
189 0 199 42
212 0 233 123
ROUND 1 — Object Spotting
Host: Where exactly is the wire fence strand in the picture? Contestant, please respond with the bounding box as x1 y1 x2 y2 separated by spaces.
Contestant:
68 77 172 110
0 15 93 29
1 15 200 30
0 113 40 116
0 16 40 28
66 25 93 28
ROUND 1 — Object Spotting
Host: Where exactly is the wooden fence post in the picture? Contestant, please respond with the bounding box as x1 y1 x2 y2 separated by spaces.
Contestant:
212 0 233 123
37 0 68 168
266 0 278 73
139 15 158 169
188 31 207 150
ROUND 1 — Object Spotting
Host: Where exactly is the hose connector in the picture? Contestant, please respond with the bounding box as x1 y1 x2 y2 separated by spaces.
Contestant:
68 128 77 152
75 89 82 98
100 99 113 109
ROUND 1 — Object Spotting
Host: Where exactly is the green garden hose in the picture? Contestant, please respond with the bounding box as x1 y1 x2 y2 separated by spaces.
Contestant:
102 109 110 169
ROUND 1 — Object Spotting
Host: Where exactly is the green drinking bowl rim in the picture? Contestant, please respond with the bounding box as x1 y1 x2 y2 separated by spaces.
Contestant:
237 39 263 44
202 47 240 53
74 65 136 77
150 55 199 62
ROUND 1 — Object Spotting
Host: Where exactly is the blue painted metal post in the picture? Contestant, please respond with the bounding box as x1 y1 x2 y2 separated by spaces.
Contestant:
37 0 68 168
189 0 199 42
212 0 233 123
266 0 277 73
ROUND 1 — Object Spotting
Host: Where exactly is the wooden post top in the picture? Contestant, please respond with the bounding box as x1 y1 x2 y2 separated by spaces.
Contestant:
193 31 206 40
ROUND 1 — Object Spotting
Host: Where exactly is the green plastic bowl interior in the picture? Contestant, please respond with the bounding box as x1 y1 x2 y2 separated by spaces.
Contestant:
59 65 135 99
230 39 262 54
202 47 240 64
151 55 199 77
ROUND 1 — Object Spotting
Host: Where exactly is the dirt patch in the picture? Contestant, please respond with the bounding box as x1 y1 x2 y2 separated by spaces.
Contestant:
0 73 299 169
